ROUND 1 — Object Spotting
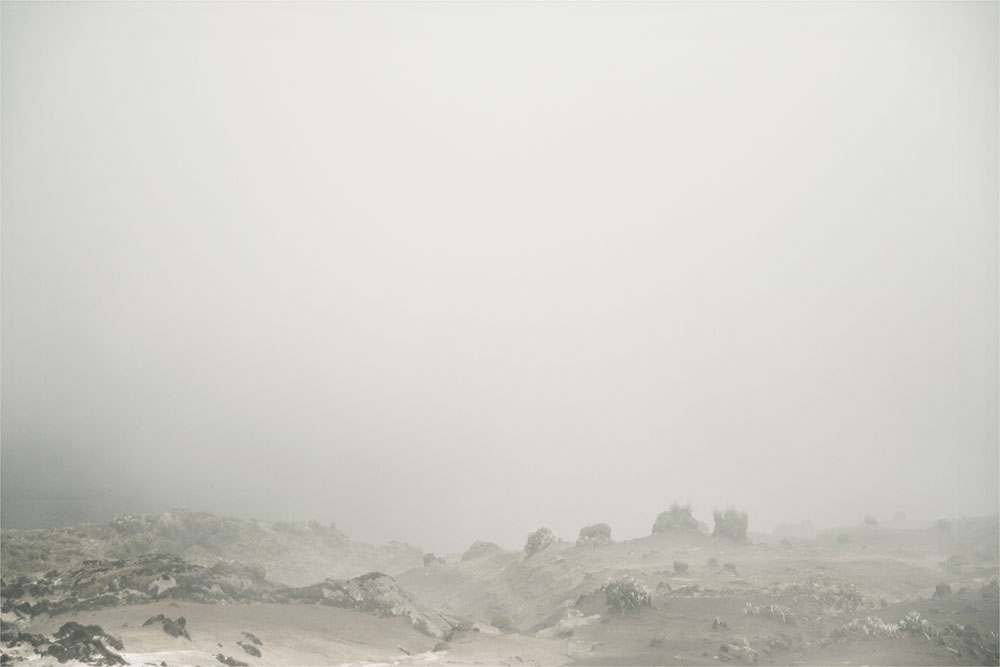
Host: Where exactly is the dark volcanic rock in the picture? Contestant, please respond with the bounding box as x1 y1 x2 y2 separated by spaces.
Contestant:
241 631 262 645
142 614 190 639
237 640 262 657
1 554 280 617
41 622 126 666
3 555 454 639
284 571 455 638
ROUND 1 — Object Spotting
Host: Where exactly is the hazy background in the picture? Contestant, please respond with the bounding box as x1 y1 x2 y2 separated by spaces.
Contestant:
2 2 997 554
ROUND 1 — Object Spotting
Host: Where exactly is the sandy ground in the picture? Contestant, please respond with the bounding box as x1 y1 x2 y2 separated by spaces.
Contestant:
4 520 998 666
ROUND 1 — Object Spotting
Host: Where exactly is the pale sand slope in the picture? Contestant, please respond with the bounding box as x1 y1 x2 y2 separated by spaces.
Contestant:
18 601 571 667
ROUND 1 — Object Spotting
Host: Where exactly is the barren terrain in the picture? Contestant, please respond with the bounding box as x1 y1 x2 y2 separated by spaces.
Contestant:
2 513 997 666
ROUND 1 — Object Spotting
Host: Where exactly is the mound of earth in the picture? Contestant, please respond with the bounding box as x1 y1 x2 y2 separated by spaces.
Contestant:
1 555 456 639
1 510 423 586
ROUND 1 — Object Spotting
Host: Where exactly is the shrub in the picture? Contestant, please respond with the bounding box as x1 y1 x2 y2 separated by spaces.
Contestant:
491 615 515 633
576 523 612 547
461 540 503 561
935 519 952 532
836 533 850 544
601 577 652 614
712 508 748 541
423 553 445 566
941 554 969 573
524 527 555 557
707 557 720 568
673 560 689 574
723 562 737 573
652 504 700 535
933 583 952 598
863 515 878 526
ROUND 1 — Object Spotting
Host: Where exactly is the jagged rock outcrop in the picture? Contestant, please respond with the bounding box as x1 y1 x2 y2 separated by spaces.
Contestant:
287 572 455 638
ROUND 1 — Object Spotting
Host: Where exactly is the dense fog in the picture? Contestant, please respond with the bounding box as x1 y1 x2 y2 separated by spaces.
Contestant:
2 2 997 554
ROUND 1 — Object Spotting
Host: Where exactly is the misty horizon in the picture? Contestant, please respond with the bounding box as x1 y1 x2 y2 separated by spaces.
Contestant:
2 2 998 557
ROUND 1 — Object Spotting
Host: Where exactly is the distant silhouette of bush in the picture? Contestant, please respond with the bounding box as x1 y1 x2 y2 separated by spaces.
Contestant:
723 562 737 573
524 527 555 557
491 615 515 633
712 508 748 541
653 503 698 535
863 515 878 526
576 523 612 547
941 554 969 573
933 583 953 598
601 577 652 614
673 560 689 574
935 519 953 532
707 557 720 569
461 541 503 561
837 533 850 544
652 504 700 535
423 553 445 566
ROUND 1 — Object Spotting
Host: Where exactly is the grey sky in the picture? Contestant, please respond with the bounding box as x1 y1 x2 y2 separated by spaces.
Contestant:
2 2 997 553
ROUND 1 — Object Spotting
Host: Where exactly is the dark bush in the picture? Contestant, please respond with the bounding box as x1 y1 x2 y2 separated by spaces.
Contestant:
712 508 748 541
423 553 445 566
836 533 850 544
933 583 953 598
524 527 555 557
577 523 612 547
652 504 700 535
863 515 878 526
601 577 652 614
673 560 689 574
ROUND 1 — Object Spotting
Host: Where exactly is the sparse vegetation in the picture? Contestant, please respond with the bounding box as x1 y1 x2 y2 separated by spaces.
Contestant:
712 508 748 541
723 562 737 573
863 515 878 526
423 553 445 566
935 519 952 532
837 533 850 545
941 554 969 573
576 523 612 547
673 560 689 574
524 527 555 557
707 557 720 568
601 577 652 614
491 615 515 633
652 504 700 535
461 541 502 561
933 583 952 598
744 602 796 625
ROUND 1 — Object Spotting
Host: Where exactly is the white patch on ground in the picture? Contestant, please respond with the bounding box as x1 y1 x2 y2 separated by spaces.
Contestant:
120 649 218 666
338 651 443 667
534 609 600 639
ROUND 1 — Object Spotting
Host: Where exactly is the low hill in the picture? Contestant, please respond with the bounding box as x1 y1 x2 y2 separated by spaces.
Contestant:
0 510 422 586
